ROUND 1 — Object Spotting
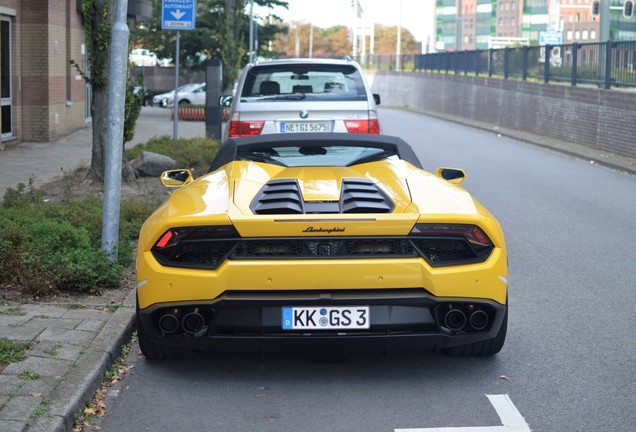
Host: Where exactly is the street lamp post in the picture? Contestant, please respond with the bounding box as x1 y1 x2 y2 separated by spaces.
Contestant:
249 0 255 62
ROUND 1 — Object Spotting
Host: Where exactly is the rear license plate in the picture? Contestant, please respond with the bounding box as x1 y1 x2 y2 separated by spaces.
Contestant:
282 306 369 330
280 122 329 133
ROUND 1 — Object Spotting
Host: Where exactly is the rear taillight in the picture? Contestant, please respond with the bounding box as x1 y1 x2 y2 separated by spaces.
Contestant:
228 113 264 137
409 224 494 266
152 226 240 269
344 111 381 134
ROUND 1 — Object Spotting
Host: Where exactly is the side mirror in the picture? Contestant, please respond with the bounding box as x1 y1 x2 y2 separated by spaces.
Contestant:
373 94 381 105
219 95 233 107
435 168 466 185
160 169 193 188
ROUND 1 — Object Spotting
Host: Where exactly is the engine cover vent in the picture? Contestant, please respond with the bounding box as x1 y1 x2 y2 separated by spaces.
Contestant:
250 178 395 214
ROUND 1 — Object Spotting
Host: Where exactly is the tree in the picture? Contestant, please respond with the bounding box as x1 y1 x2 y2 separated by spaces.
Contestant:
131 0 288 91
271 23 352 58
373 25 419 55
73 0 141 183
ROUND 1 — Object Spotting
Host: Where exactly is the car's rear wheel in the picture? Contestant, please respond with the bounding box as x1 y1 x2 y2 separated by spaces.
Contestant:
443 303 508 357
136 299 198 360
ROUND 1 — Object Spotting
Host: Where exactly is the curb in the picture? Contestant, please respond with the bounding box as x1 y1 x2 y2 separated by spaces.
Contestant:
27 290 136 432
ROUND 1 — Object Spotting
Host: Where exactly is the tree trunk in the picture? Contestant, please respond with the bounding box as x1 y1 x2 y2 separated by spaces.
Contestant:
87 0 135 184
89 86 108 183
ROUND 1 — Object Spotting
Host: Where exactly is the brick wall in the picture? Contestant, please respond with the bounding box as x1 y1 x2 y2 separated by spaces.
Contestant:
368 71 636 160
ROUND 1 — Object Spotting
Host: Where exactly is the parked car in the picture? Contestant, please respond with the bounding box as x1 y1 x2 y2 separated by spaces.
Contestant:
222 58 381 141
130 48 158 67
135 133 508 359
152 83 206 108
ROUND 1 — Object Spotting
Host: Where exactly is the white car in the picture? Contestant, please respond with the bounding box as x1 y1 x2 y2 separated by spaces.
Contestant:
130 48 158 67
152 83 206 108
223 58 381 141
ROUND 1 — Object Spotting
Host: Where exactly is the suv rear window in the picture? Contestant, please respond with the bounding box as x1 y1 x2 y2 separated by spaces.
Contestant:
240 63 368 102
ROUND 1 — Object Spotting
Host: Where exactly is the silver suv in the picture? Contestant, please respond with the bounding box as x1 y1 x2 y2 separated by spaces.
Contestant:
223 58 381 140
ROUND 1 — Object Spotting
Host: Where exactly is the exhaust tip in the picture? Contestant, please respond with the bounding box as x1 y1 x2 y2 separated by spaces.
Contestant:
444 309 467 331
158 314 180 335
182 312 205 335
469 310 489 330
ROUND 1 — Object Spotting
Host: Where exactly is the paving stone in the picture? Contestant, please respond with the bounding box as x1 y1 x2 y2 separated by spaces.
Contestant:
62 308 111 320
0 325 43 341
3 356 70 379
20 305 67 318
0 314 31 326
0 395 41 420
24 317 82 330
18 376 59 396
0 375 22 395
28 340 85 362
75 319 106 332
37 327 95 345
0 419 25 432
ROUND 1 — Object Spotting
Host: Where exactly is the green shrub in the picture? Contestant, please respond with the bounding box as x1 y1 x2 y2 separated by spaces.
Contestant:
126 136 219 177
0 190 153 296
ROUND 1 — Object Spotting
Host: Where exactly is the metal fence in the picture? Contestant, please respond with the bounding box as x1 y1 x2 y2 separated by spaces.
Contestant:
356 40 636 89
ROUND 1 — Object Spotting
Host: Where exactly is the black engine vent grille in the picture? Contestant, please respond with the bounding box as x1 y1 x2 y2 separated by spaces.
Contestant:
250 179 304 214
340 179 394 213
250 178 395 214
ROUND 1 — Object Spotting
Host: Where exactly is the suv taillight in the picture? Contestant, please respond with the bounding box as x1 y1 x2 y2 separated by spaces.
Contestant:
228 113 265 137
344 111 381 134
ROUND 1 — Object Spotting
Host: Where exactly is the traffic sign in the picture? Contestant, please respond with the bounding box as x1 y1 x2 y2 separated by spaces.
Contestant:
539 31 562 46
162 0 196 30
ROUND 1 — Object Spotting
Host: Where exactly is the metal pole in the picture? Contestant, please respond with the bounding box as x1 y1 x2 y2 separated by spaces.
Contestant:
309 23 313 58
600 0 610 42
249 0 254 62
173 31 180 140
101 0 129 260
396 0 402 71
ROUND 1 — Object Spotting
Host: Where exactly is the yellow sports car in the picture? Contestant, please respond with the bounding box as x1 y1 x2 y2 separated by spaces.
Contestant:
135 133 507 359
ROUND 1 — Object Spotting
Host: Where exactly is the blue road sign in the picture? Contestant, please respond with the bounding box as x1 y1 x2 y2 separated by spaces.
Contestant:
162 0 196 30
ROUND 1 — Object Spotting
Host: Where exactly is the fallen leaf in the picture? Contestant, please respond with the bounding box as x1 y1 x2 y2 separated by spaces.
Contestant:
83 408 95 415
29 392 43 397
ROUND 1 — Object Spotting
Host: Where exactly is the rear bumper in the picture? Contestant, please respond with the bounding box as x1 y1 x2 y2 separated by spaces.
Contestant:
137 289 507 354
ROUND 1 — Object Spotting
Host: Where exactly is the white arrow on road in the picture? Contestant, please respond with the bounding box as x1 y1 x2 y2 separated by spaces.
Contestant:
170 10 185 20
395 394 531 432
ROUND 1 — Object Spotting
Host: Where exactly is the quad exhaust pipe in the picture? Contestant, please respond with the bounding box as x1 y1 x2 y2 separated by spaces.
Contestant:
443 306 490 332
158 308 208 336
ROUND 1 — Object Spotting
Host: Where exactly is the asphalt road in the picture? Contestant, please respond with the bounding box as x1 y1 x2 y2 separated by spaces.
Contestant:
94 109 636 432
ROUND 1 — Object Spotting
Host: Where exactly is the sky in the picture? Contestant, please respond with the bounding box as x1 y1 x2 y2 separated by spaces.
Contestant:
256 0 436 45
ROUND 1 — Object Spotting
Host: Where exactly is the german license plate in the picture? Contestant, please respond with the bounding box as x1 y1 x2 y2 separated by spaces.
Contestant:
280 122 329 133
282 306 369 330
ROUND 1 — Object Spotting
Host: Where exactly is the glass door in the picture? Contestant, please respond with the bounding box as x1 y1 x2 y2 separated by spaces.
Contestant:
1 17 12 139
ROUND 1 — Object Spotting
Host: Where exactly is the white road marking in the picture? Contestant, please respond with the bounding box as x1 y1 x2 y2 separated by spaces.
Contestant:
394 394 531 432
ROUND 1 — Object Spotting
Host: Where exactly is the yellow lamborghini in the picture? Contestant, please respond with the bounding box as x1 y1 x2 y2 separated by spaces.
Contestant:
135 133 507 359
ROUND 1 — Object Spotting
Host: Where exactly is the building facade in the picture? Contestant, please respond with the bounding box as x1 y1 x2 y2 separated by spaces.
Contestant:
435 0 636 52
0 0 151 144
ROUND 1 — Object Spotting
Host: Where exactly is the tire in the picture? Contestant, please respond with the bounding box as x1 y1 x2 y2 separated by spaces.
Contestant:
443 304 508 357
136 300 197 360
178 99 190 106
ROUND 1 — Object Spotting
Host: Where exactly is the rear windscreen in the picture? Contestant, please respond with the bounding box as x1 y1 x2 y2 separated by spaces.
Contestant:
241 63 368 101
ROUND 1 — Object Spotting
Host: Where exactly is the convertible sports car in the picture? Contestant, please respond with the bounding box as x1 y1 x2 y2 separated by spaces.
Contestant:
135 133 508 359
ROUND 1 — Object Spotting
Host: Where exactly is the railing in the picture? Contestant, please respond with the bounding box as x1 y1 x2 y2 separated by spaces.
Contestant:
355 40 636 89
